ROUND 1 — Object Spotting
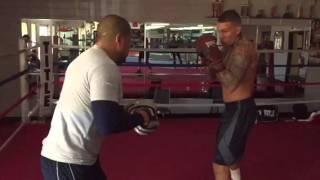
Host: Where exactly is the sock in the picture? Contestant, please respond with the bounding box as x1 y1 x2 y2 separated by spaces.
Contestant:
230 168 241 180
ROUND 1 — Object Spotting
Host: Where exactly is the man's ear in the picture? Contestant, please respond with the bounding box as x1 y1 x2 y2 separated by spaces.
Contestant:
236 26 241 36
115 33 121 48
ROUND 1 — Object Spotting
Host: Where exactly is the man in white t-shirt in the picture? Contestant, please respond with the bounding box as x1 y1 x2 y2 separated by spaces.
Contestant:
40 15 150 180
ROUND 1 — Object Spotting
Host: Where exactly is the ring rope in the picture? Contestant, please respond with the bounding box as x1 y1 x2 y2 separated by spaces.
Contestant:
0 88 36 120
0 45 40 59
48 45 320 54
0 69 30 87
0 121 26 152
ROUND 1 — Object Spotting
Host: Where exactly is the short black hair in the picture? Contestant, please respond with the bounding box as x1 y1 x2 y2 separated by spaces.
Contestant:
218 10 241 25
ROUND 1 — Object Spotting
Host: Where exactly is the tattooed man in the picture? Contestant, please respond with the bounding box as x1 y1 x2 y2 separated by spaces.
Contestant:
196 10 258 180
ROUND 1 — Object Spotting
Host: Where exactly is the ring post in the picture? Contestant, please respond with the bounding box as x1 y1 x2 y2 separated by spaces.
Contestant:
19 38 29 122
39 36 54 119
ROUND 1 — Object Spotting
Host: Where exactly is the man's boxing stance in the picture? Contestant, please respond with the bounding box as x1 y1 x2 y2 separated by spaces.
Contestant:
196 10 258 180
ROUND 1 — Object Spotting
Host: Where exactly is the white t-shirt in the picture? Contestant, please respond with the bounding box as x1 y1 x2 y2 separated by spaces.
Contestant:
41 45 122 165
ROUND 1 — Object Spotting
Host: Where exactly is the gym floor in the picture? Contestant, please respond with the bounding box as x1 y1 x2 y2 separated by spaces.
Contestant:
1 116 320 180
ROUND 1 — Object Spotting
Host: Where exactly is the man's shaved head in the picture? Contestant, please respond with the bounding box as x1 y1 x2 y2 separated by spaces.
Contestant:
95 15 131 65
97 15 131 42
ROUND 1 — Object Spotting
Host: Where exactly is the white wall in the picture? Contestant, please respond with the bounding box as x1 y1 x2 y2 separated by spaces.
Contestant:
119 0 320 22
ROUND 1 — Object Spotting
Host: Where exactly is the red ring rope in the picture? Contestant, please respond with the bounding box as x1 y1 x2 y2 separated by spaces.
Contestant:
0 88 36 120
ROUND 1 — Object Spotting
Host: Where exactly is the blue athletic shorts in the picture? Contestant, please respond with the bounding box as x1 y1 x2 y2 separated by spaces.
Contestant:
40 156 106 180
214 97 257 165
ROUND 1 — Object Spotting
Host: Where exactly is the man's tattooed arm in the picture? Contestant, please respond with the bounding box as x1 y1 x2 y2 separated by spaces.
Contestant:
216 50 251 92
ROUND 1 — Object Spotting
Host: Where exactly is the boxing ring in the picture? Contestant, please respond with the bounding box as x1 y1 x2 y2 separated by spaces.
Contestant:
0 37 320 119
24 37 320 117
1 36 320 151
1 36 320 180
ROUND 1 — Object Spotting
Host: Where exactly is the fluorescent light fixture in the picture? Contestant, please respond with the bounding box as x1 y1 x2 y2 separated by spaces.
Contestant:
169 26 215 31
202 31 215 34
145 23 170 30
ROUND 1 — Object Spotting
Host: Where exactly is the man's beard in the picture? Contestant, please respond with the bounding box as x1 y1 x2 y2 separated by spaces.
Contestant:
116 54 127 65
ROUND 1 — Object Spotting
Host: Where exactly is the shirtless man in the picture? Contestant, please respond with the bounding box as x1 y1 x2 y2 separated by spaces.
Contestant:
196 10 258 180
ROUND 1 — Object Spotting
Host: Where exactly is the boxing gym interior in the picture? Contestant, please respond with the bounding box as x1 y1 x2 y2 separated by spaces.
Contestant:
1 0 320 179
